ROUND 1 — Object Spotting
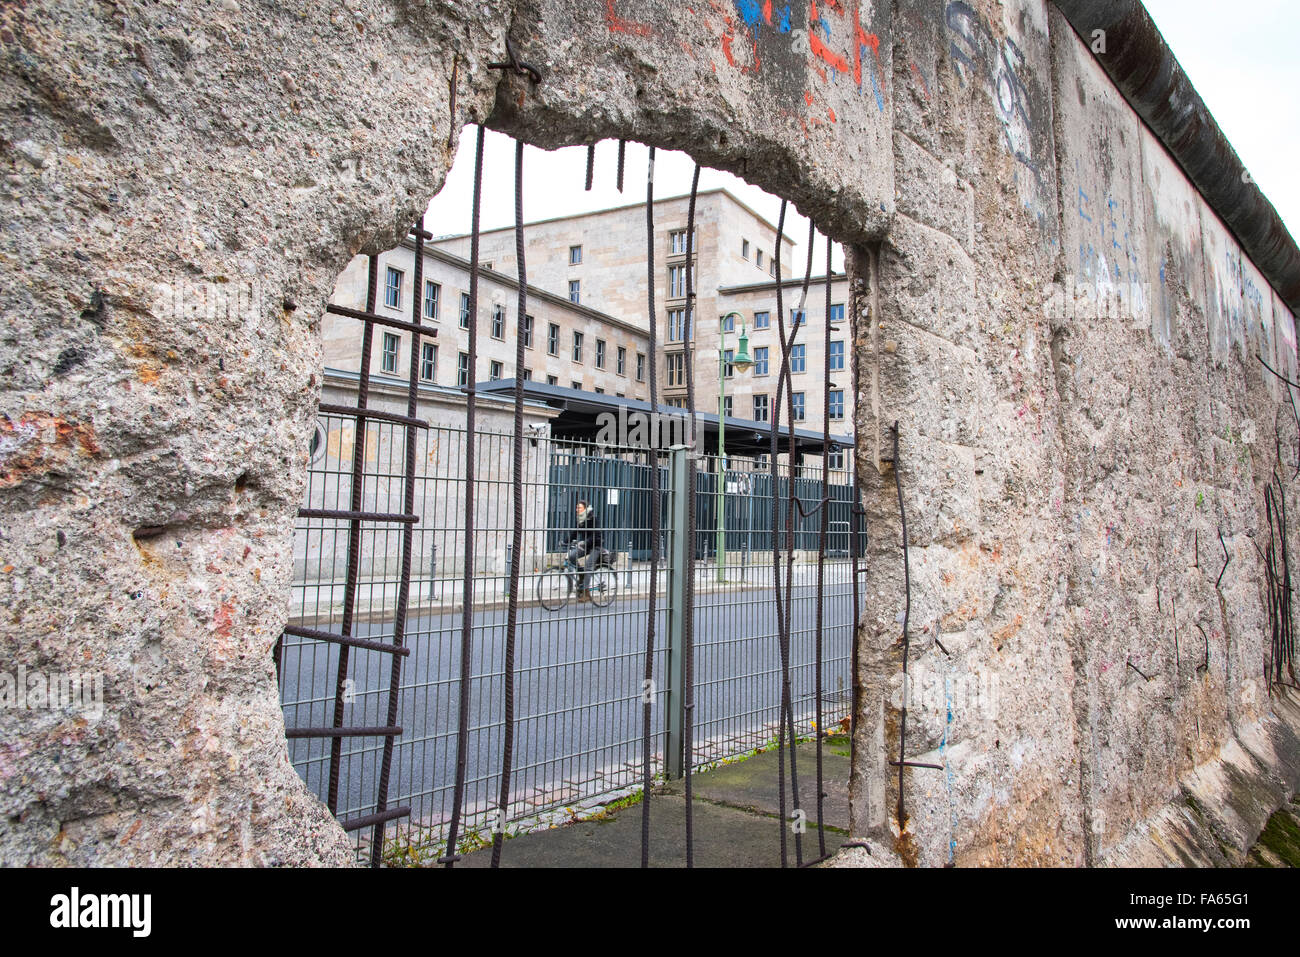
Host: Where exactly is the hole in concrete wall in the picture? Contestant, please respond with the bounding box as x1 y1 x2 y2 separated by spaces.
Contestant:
282 124 866 863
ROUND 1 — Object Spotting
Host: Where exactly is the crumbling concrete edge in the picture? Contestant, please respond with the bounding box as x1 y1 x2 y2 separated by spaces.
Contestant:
1099 686 1300 867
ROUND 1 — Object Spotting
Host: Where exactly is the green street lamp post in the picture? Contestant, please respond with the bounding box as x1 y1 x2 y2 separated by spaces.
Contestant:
717 311 752 582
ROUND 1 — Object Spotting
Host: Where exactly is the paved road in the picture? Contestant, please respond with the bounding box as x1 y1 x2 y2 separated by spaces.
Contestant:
280 576 855 831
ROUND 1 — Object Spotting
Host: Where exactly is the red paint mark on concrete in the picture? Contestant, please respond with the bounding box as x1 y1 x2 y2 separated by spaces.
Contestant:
606 0 655 36
721 32 738 67
909 60 932 101
828 106 837 122
763 0 773 24
809 0 850 73
804 89 814 107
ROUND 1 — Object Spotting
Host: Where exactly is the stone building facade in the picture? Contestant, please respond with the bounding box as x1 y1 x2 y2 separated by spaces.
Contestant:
431 189 854 454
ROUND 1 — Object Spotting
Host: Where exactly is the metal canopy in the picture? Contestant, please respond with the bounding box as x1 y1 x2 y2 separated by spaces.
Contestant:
474 378 853 457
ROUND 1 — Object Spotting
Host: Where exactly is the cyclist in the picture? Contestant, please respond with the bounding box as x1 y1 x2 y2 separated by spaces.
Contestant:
566 499 603 600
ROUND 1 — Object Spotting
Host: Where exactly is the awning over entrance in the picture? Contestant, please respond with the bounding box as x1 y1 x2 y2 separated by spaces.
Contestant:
475 379 853 458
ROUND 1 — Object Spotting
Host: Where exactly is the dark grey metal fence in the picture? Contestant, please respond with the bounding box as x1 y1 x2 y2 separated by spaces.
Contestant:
281 419 859 863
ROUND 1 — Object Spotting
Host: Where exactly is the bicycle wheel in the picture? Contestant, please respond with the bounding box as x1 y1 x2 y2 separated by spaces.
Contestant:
587 564 617 608
536 566 570 611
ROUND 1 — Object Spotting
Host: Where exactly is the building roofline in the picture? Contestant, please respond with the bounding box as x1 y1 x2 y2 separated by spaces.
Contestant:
718 272 849 296
392 240 650 337
429 186 797 248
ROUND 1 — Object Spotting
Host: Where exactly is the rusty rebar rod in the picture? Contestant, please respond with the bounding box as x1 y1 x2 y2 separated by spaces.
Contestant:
443 123 486 867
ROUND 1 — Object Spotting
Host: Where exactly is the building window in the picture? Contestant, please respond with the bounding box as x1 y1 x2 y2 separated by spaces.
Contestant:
492 304 505 339
790 344 806 373
755 250 763 270
723 348 734 378
490 360 503 381
459 292 470 329
595 387 605 394
667 265 688 299
722 395 733 418
753 346 769 376
523 314 534 349
829 340 845 371
753 394 769 421
572 380 582 391
482 261 493 271
547 375 558 386
829 448 845 470
742 239 750 260
381 332 399 374
457 351 469 388
636 352 646 382
768 259 776 277
569 279 581 304
790 308 805 329
829 303 845 325
668 308 688 342
669 229 695 254
617 346 627 375
828 389 845 419
569 244 583 265
595 339 606 369
722 313 735 333
385 267 403 309
792 392 806 421
616 392 625 399
523 368 532 381
667 353 685 387
572 331 584 363
548 322 560 356
420 341 436 382
424 280 440 321
754 310 769 330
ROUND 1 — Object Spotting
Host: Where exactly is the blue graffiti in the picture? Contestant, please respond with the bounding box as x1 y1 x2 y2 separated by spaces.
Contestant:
734 0 764 30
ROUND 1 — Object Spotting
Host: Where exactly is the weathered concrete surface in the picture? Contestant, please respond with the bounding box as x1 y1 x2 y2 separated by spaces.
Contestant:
2 0 1297 867
0 0 896 865
848 0 1300 867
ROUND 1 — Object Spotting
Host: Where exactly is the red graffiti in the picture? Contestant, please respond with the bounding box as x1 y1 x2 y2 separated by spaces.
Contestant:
810 0 851 73
909 60 932 101
605 0 654 36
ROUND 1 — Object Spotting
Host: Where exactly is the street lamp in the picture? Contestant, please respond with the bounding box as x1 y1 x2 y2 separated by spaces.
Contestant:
717 311 752 582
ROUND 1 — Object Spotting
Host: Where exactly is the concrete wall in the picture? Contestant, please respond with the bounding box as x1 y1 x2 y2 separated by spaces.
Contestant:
848 0 1300 867
2 0 1296 867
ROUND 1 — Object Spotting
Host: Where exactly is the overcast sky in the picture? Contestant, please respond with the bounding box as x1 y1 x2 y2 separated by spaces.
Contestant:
426 3 1298 263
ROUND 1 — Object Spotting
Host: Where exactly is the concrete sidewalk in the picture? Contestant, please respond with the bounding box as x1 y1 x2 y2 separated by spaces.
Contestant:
460 737 852 868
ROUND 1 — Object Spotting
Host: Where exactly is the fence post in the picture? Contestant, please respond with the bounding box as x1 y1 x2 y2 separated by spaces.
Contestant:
664 444 690 780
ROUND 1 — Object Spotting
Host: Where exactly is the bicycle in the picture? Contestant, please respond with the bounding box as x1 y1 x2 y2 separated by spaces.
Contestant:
536 543 618 610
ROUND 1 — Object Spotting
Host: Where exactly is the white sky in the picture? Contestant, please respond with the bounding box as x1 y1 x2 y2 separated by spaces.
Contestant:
425 131 841 275
426 4 1298 262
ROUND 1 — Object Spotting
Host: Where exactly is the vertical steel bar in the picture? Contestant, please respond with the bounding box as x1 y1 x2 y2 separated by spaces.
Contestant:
769 200 790 867
641 146 662 869
491 139 529 868
444 123 485 866
369 218 428 866
327 254 379 815
892 421 911 831
815 233 831 857
665 446 688 780
681 164 701 866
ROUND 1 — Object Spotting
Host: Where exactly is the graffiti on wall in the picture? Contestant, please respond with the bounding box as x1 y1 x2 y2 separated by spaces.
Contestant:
603 0 887 127
944 1 1039 186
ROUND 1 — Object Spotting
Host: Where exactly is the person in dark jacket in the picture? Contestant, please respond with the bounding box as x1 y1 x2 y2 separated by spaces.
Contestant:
567 499 603 598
